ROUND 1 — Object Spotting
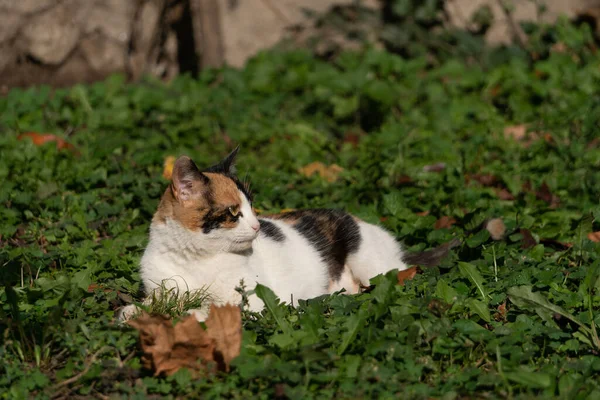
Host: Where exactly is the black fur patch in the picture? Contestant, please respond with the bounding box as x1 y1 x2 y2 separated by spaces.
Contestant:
259 219 285 242
275 209 361 280
202 208 239 234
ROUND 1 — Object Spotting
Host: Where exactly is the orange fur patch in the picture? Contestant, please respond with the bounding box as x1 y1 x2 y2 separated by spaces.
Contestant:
153 173 242 231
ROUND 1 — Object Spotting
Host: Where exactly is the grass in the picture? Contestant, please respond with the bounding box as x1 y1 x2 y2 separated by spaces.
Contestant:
1 20 600 398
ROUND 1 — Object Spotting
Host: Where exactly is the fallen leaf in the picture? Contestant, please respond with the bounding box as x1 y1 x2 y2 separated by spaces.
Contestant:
162 156 176 180
397 266 419 286
298 162 344 183
204 304 242 372
494 302 507 321
550 42 567 53
520 229 537 249
468 173 498 187
18 132 76 152
495 188 515 201
434 216 456 230
504 124 528 141
535 182 560 208
416 210 430 217
422 162 446 172
539 238 572 250
155 316 215 376
588 232 600 242
128 304 242 376
396 174 413 185
342 131 362 147
586 138 600 150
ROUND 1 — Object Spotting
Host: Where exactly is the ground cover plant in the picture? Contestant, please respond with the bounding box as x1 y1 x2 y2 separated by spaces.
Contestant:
2 15 600 399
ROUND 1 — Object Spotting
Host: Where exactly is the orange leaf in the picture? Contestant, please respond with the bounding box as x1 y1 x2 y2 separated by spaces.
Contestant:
397 266 419 286
162 156 176 180
416 211 430 217
298 162 344 183
18 132 76 152
588 232 600 242
434 216 456 230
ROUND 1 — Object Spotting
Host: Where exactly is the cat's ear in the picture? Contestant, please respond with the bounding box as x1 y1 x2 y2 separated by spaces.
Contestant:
171 156 209 202
206 146 239 175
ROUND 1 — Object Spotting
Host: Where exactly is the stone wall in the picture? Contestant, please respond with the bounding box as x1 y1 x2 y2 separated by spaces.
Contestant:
0 0 597 88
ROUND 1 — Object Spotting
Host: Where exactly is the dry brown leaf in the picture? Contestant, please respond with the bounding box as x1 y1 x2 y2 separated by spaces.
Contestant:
434 216 456 230
342 131 362 147
416 210 430 217
504 124 527 141
494 302 507 321
162 156 176 180
588 232 600 242
128 304 242 377
396 174 413 185
495 188 515 201
535 182 560 208
520 228 537 249
204 304 242 372
539 238 572 250
18 132 76 153
298 162 344 183
422 162 446 173
468 173 498 187
127 314 178 374
397 266 419 286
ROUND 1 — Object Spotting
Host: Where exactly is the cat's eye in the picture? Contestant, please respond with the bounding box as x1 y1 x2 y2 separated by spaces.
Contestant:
228 206 241 217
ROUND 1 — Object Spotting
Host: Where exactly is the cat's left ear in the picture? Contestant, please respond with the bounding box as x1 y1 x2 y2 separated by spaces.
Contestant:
207 146 239 175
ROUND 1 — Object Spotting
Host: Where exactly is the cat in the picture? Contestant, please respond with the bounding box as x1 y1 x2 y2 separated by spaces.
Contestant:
119 147 455 321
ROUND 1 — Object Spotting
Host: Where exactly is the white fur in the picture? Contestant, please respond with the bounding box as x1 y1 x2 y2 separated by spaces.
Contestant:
127 190 408 321
346 220 408 285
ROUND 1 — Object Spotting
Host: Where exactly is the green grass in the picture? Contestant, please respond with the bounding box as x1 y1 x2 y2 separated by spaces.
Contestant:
1 22 600 398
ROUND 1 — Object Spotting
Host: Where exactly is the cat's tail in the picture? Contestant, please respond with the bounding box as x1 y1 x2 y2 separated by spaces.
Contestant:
402 217 505 267
401 237 461 267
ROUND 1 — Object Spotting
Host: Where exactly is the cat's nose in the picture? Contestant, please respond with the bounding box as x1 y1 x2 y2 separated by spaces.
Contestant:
251 223 260 232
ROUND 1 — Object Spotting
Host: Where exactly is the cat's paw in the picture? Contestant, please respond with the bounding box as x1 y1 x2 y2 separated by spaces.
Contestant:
116 304 143 322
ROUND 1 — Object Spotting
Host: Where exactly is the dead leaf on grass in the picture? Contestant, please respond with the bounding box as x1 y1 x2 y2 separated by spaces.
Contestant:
504 124 528 141
434 216 456 230
587 232 600 242
397 266 419 286
298 162 344 183
535 182 560 208
162 156 176 180
495 188 515 201
204 304 242 372
18 132 77 153
539 238 572 250
520 228 537 249
422 162 446 172
128 304 242 376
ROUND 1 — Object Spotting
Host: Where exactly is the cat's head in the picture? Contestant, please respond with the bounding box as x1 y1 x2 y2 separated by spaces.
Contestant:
154 147 260 254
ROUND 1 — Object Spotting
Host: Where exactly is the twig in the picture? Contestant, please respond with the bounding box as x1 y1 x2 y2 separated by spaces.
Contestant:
495 0 528 48
52 346 113 389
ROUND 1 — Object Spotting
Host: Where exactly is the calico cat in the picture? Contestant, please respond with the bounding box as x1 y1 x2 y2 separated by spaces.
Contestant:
120 148 452 321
